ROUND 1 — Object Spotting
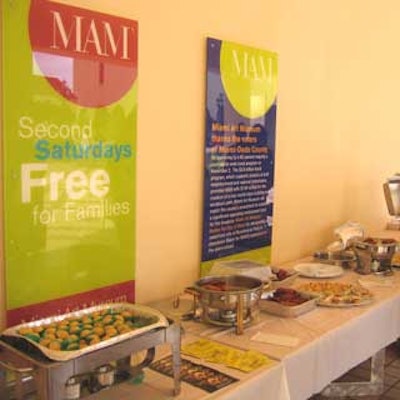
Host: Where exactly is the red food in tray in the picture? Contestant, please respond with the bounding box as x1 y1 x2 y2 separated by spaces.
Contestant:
267 288 308 306
260 288 317 317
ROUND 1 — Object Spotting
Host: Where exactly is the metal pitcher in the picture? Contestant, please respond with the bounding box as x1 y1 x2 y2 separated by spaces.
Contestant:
384 174 400 216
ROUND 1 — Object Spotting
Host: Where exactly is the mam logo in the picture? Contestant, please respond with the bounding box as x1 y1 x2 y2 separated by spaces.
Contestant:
231 49 274 82
219 40 277 119
29 0 138 107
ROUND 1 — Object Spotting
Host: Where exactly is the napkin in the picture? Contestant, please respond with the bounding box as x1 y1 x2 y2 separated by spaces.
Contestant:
251 332 300 348
332 221 364 249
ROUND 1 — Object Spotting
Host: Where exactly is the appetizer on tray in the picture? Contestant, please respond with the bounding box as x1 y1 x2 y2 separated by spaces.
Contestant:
296 281 374 307
1 303 169 361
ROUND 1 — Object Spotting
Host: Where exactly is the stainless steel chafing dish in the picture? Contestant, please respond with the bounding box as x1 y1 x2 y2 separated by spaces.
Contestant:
352 237 398 275
1 303 169 362
0 303 181 399
187 275 268 334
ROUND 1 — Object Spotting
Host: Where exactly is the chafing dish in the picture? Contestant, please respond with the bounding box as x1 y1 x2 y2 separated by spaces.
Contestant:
0 303 181 399
188 275 267 334
1 303 169 361
352 237 397 275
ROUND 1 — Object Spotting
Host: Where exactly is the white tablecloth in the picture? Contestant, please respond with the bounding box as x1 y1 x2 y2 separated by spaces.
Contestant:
144 267 400 400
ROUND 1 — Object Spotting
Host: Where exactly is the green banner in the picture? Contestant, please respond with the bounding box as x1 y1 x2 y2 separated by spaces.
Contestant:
2 0 138 325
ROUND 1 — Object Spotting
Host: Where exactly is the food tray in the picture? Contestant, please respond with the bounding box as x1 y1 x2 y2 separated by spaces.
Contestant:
259 291 318 317
1 303 169 361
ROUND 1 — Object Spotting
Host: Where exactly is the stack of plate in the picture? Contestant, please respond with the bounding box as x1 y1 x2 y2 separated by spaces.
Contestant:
294 263 344 279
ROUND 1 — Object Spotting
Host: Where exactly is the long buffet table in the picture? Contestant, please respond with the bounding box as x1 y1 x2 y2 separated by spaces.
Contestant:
136 258 400 400
2 255 400 399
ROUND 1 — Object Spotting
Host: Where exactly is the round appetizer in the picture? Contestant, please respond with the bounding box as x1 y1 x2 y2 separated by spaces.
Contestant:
16 307 158 352
297 281 373 306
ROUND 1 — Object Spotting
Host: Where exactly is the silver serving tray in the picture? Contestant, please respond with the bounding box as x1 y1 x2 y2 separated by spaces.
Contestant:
2 303 169 361
260 289 318 317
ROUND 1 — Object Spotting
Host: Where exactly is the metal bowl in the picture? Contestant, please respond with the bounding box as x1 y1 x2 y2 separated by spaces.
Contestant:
194 275 265 311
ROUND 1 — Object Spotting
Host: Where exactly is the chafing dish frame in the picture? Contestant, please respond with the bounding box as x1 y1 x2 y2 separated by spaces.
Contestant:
188 275 266 334
0 317 181 399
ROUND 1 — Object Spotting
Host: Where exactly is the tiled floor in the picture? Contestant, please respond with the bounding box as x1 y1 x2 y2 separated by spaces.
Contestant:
309 341 400 400
6 341 400 399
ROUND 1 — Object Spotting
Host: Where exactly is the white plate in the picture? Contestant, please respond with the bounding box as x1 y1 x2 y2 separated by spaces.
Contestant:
294 263 344 278
317 297 373 307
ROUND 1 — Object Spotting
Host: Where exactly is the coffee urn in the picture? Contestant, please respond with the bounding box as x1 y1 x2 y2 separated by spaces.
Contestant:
383 174 400 230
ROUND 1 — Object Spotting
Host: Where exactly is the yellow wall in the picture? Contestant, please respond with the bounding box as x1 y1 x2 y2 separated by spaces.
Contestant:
2 0 400 329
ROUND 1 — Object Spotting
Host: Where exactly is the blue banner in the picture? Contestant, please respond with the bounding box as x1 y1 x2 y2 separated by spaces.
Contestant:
201 38 278 274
